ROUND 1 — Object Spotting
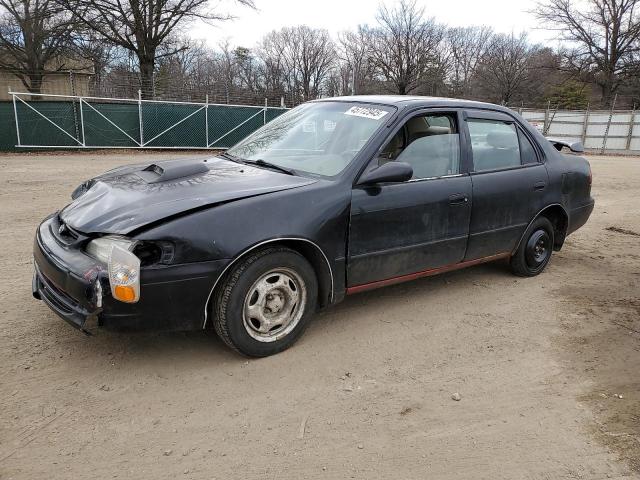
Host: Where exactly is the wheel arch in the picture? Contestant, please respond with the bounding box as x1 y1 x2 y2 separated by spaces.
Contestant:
513 204 569 255
203 238 334 329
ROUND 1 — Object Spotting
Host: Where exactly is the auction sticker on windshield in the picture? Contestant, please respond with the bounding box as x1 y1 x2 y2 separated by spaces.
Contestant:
344 106 389 120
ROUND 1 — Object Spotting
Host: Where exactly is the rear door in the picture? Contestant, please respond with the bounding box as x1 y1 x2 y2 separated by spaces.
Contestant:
463 110 549 260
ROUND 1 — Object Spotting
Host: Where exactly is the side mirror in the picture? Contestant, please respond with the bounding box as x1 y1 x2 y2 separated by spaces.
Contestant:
357 161 413 186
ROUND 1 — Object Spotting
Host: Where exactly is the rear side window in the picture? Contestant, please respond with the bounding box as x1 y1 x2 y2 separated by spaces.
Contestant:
518 129 539 164
468 119 520 171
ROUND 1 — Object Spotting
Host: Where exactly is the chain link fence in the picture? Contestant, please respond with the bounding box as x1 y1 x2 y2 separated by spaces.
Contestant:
4 92 286 150
0 68 295 107
2 91 640 154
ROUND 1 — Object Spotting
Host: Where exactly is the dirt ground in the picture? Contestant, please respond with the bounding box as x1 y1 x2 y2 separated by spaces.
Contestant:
0 151 638 479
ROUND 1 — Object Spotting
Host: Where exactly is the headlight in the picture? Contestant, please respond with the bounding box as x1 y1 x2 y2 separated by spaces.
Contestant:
86 235 137 264
86 236 141 303
108 245 141 303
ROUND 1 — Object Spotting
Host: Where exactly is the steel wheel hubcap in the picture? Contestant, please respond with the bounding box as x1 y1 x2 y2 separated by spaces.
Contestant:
243 267 306 343
525 229 551 268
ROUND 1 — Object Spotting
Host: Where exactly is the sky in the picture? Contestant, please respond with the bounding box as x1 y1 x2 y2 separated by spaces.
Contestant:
191 0 562 48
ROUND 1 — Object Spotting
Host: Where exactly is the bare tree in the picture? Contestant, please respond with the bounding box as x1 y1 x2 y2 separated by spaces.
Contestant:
535 0 640 106
75 30 121 95
338 26 375 94
475 32 540 104
154 36 208 100
282 26 336 102
368 0 446 95
58 0 254 98
234 46 260 94
0 0 76 93
258 26 336 103
447 25 493 97
256 30 288 100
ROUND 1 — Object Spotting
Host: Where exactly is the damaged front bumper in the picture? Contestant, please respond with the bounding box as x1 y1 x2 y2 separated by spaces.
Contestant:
32 216 105 334
33 215 231 333
32 264 102 334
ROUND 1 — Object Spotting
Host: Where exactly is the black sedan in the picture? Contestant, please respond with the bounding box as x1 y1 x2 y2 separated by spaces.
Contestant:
33 96 594 357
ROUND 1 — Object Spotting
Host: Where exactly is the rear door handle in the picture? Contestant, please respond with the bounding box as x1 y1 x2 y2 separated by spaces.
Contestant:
449 194 468 205
533 181 546 191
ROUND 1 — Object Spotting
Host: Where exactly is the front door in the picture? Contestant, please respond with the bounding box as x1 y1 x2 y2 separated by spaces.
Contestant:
347 111 472 289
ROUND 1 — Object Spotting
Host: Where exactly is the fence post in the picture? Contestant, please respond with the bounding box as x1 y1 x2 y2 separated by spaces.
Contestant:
626 104 636 151
79 97 86 147
543 100 550 135
11 91 21 147
281 96 285 108
581 103 590 145
205 94 209 148
601 93 617 154
264 98 267 125
69 70 81 143
138 89 144 147
544 103 558 136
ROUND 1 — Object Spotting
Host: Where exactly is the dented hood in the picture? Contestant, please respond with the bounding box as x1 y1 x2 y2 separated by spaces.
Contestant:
60 157 316 234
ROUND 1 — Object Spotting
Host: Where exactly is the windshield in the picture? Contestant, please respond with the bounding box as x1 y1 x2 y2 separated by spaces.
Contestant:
227 102 395 177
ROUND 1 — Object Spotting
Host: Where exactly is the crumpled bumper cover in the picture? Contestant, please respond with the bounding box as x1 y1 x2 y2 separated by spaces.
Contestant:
32 263 100 334
33 215 229 332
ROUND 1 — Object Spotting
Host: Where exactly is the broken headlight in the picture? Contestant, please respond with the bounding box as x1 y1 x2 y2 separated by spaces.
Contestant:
86 236 174 266
86 235 137 264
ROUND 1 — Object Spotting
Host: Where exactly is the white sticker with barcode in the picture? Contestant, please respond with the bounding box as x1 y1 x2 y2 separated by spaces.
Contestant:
344 106 388 120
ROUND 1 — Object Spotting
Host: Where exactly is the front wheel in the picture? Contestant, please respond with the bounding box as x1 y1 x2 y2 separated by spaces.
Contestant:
510 217 555 277
213 247 318 357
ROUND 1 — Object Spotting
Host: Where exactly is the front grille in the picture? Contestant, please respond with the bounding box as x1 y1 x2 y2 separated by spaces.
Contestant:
37 268 79 312
34 264 94 330
51 215 82 246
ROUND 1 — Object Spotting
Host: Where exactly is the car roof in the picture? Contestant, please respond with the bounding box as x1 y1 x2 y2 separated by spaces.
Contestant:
315 95 511 113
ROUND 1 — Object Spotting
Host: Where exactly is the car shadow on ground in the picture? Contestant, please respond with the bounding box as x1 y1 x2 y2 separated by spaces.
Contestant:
32 259 512 367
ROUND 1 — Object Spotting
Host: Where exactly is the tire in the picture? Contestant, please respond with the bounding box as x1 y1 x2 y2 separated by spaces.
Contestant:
213 247 318 357
510 216 555 277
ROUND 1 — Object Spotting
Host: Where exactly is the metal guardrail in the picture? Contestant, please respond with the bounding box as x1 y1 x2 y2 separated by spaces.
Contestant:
9 91 287 150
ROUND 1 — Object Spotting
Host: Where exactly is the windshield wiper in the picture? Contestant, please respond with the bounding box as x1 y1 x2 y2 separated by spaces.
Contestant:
244 159 295 176
219 151 244 164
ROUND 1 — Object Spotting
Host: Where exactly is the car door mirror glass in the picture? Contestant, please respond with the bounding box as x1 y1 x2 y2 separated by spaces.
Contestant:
357 161 413 185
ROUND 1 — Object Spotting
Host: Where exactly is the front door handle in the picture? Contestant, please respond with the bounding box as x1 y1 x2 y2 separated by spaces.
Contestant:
449 193 469 205
534 181 546 191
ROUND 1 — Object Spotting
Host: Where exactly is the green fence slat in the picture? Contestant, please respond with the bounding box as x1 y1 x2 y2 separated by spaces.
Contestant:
0 102 18 151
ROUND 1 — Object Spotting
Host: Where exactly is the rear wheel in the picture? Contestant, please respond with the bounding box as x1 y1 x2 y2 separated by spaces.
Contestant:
213 247 318 357
510 217 554 277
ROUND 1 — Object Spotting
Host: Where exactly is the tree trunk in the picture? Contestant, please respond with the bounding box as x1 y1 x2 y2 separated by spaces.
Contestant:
24 72 44 101
139 57 155 99
600 70 615 107
600 82 613 108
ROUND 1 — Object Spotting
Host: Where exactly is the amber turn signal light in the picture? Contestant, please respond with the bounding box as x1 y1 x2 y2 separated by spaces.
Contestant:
113 285 136 303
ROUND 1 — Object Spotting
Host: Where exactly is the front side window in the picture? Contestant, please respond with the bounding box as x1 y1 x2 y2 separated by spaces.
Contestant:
469 119 521 171
227 102 395 177
378 113 460 180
